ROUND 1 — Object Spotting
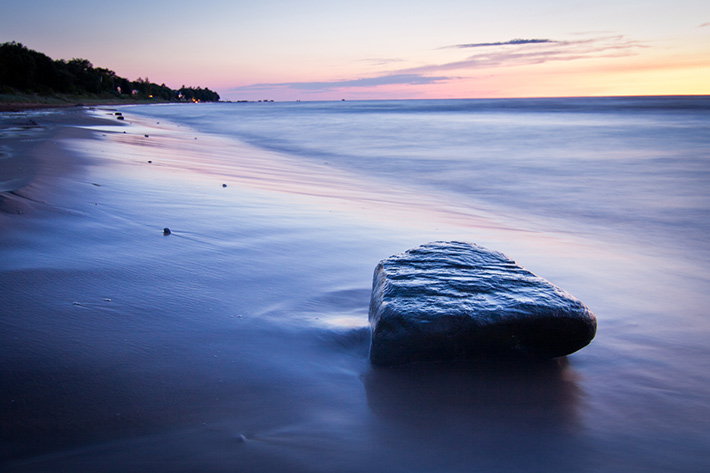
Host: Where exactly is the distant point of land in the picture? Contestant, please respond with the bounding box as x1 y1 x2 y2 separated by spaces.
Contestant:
0 42 220 111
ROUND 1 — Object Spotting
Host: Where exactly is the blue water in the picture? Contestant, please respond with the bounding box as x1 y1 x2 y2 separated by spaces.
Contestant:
2 97 710 472
130 97 710 255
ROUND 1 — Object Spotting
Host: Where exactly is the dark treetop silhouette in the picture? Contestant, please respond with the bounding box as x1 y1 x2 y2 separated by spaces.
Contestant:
0 42 219 103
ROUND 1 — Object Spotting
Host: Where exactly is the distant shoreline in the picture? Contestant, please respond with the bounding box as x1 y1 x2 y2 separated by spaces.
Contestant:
5 94 708 112
0 93 185 112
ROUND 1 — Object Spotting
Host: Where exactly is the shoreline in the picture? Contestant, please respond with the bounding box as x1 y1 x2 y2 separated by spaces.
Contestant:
1 101 155 113
0 107 120 215
0 93 214 113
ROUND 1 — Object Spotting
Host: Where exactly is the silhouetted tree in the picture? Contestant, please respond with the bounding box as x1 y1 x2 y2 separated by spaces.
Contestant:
0 42 220 102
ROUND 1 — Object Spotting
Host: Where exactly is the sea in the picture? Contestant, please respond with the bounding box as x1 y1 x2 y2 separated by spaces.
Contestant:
1 96 709 472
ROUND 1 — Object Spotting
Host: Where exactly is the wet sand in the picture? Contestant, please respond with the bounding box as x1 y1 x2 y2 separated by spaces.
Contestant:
0 108 114 212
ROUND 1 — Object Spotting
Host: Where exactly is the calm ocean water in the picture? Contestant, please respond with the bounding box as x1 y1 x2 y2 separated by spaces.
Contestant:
3 97 709 471
130 97 710 255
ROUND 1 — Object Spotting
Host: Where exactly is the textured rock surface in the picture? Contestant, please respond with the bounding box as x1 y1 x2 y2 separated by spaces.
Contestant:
368 241 597 366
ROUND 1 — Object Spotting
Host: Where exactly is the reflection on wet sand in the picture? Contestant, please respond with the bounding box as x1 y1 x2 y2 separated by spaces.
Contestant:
365 357 589 471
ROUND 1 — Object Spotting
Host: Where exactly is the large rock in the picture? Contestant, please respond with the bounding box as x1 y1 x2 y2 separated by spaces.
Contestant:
368 241 597 366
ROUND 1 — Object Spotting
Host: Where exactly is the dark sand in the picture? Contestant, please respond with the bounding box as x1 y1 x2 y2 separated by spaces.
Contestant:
0 108 115 212
1 109 138 458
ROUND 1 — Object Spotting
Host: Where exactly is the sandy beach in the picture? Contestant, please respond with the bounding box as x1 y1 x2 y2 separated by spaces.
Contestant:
0 108 94 206
0 108 141 456
0 107 384 471
2 101 709 472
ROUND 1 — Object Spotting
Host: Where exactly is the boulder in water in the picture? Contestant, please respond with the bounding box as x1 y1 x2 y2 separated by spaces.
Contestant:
368 241 596 366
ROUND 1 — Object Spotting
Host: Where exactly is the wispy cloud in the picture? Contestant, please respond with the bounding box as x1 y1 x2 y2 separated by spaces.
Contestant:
230 73 450 93
699 22 710 28
406 35 646 75
228 34 645 98
357 58 406 66
444 38 555 49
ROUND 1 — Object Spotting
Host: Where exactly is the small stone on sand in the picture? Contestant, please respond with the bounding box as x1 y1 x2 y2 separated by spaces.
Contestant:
163 228 171 235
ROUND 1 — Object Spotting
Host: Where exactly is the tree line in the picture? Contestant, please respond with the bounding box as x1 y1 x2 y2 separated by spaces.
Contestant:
0 42 219 102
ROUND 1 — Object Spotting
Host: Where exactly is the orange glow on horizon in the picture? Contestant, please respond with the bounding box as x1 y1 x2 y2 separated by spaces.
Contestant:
212 48 709 101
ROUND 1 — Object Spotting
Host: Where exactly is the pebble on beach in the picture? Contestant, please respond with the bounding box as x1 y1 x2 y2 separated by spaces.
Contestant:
163 228 171 235
222 184 227 188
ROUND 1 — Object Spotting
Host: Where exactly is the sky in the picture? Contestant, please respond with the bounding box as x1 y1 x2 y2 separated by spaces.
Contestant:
1 0 708 101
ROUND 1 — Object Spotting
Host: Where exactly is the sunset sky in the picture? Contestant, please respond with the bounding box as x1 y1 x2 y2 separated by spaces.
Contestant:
2 0 708 101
